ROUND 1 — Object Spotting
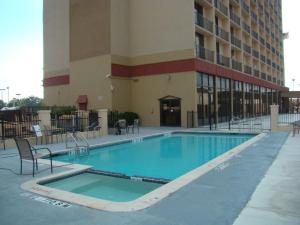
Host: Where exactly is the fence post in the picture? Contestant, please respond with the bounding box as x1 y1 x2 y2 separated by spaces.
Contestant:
270 105 279 131
98 109 108 136
37 110 51 126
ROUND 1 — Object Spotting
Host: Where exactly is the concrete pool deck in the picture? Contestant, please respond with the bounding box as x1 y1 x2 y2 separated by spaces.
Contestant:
0 128 299 225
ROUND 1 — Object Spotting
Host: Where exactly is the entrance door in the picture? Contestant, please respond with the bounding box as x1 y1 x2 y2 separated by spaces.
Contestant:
160 96 181 127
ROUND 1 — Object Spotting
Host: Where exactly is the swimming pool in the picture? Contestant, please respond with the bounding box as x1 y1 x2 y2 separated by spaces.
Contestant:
24 131 262 211
52 132 254 180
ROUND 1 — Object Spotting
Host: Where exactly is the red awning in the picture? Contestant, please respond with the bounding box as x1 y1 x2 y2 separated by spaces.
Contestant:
77 95 88 104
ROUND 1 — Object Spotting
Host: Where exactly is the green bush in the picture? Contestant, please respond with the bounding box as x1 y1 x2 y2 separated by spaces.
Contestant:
119 112 139 125
50 105 77 118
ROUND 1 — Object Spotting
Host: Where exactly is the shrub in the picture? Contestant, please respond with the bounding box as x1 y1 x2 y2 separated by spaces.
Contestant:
118 112 139 125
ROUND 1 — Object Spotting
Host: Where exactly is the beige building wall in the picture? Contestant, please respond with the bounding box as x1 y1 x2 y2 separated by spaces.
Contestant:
43 0 70 77
43 0 70 106
111 78 131 112
131 72 197 127
69 55 113 109
129 0 195 60
110 0 130 57
70 0 111 62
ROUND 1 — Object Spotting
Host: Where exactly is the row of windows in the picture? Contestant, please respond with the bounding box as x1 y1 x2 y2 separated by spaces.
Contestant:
197 72 280 126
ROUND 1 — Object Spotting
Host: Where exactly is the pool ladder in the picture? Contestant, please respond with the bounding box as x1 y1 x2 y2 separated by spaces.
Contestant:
65 132 90 156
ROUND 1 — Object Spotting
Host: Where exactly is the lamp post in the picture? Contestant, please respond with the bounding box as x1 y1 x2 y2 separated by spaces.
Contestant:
0 88 5 102
16 93 21 107
292 79 295 91
6 86 9 103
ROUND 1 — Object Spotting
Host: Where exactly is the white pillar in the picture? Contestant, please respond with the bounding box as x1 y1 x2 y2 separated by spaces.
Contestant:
38 110 51 126
98 109 108 136
270 105 279 131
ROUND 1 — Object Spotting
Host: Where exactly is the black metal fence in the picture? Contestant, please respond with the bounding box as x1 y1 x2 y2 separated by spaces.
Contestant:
187 111 196 128
278 113 300 125
50 111 100 133
0 116 40 139
108 111 120 128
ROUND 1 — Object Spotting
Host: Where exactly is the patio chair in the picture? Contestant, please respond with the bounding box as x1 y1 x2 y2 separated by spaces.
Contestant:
85 121 101 138
14 137 53 177
115 119 128 135
128 119 139 134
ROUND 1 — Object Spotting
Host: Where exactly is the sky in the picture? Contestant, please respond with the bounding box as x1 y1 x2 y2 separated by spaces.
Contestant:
0 0 298 103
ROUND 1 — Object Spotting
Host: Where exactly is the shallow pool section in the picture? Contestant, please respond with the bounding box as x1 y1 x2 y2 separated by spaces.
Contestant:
53 132 255 180
44 172 162 202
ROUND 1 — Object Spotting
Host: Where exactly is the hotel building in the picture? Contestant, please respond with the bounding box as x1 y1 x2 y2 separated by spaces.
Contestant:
43 0 287 127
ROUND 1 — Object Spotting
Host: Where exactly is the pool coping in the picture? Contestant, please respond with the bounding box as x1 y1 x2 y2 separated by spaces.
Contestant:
21 131 266 212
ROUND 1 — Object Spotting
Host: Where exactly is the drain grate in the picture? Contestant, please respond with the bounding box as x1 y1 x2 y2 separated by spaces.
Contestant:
21 192 72 208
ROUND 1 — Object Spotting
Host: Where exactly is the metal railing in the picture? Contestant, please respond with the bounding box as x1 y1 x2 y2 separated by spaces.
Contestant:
242 0 250 14
252 49 259 58
244 65 252 75
251 11 258 23
216 25 229 41
0 116 40 139
251 29 259 40
253 69 260 77
217 54 230 67
278 113 300 125
214 0 228 16
196 46 215 63
231 35 241 48
260 36 265 46
232 59 242 72
195 13 214 33
230 10 240 25
242 22 251 34
261 72 267 80
243 43 251 54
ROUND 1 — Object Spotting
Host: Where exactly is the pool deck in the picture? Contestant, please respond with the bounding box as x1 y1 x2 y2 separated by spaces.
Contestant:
0 127 299 225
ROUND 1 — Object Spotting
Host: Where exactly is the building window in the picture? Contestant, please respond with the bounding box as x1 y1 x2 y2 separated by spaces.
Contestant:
197 73 216 126
217 77 231 122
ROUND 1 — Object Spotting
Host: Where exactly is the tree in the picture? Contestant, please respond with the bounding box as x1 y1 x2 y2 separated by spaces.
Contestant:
0 100 5 109
7 96 44 108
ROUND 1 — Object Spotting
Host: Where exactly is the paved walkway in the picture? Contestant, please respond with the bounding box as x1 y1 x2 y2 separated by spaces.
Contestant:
233 133 300 225
0 128 298 225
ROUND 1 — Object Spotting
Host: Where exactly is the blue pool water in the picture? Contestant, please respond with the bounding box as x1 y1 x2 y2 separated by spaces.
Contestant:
53 133 254 180
45 173 162 202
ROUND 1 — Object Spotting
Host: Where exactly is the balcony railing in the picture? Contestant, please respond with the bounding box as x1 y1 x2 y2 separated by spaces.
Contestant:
242 1 250 14
196 46 215 63
266 42 271 50
259 36 265 46
243 43 251 55
253 69 260 77
261 72 267 80
216 25 229 41
231 35 241 48
259 19 264 29
267 58 271 65
244 65 252 75
251 11 258 23
195 13 214 33
251 29 259 40
252 49 259 58
273 77 277 83
242 22 250 34
260 54 266 63
272 47 276 54
217 53 230 67
232 59 242 71
230 10 240 25
214 0 228 16
267 75 272 81
272 62 276 68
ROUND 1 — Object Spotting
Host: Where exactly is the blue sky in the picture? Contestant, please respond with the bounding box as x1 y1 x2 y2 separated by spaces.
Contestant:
0 0 43 102
0 0 299 102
